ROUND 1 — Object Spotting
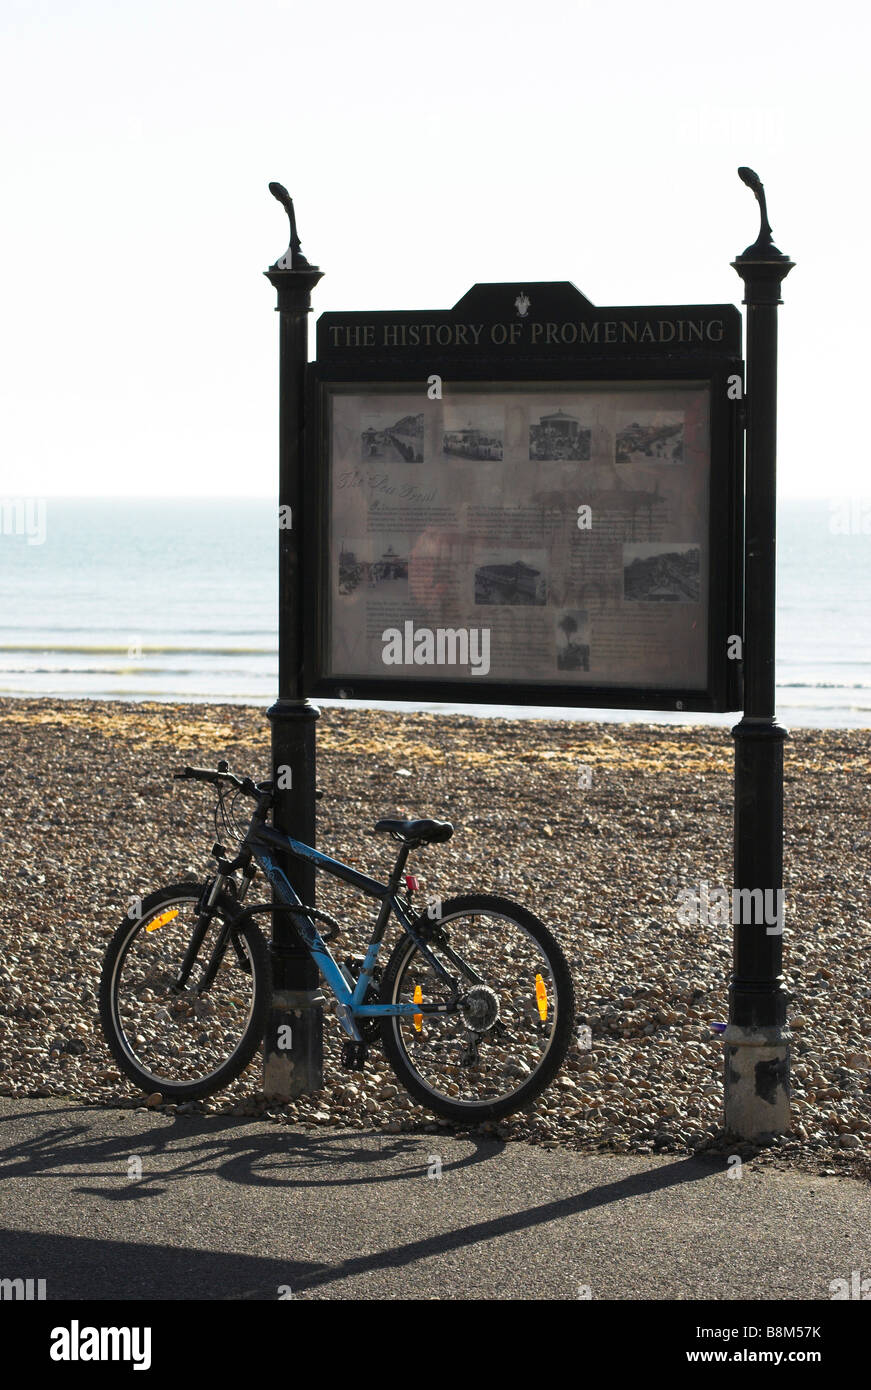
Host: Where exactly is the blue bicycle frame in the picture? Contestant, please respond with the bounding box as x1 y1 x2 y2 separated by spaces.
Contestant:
243 823 459 1044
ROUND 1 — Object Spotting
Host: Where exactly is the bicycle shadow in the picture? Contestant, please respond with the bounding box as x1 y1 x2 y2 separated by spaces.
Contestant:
0 1100 722 1299
0 1101 502 1201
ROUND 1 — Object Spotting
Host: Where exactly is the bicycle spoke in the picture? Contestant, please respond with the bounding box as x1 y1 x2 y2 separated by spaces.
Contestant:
388 904 565 1112
111 896 257 1090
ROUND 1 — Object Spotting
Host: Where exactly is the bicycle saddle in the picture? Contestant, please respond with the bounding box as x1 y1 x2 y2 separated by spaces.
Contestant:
373 817 454 845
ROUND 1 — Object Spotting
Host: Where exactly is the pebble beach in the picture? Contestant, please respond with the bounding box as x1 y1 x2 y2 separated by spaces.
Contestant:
1 697 870 1179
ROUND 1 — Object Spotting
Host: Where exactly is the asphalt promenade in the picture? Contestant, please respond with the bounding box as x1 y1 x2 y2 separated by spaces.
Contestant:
1 1098 869 1302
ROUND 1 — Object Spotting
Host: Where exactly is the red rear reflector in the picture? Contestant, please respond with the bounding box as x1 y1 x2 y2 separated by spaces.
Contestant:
405 875 420 892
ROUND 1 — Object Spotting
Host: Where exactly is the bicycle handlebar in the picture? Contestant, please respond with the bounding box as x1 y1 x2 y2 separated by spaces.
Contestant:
173 766 264 797
173 766 324 800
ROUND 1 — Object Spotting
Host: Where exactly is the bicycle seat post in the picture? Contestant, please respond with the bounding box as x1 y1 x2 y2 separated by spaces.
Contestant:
388 838 413 895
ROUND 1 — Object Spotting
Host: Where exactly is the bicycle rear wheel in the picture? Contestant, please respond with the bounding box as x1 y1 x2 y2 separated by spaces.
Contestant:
379 894 575 1123
99 881 271 1101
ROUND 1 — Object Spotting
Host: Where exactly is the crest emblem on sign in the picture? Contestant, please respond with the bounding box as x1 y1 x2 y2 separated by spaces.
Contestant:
514 292 531 318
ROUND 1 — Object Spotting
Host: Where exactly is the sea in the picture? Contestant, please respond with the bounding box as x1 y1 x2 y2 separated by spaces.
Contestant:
0 497 868 729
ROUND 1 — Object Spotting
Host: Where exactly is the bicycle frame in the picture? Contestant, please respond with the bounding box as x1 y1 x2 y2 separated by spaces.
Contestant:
236 822 460 1044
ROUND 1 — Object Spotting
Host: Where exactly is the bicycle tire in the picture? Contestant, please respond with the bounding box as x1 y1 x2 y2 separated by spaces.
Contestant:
379 893 575 1123
99 881 271 1101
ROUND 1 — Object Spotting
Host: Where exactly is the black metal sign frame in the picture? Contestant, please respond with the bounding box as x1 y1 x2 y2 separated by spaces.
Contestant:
303 281 744 712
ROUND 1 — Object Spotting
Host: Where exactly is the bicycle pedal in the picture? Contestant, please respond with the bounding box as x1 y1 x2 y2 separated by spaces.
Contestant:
340 1042 369 1072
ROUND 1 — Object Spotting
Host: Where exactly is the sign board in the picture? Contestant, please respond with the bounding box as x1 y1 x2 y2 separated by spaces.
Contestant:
304 282 743 711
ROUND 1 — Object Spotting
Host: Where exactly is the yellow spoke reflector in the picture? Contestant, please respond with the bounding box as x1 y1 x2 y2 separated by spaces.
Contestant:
535 973 548 1021
413 984 423 1031
145 908 180 933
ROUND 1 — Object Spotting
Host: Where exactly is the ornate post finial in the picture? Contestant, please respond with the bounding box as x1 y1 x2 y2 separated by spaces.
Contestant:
736 167 787 260
268 181 315 271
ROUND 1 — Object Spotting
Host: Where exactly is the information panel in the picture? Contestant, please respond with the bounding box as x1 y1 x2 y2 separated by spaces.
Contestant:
304 283 743 711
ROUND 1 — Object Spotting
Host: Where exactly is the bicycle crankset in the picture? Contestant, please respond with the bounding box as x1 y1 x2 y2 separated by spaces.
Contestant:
342 959 383 1043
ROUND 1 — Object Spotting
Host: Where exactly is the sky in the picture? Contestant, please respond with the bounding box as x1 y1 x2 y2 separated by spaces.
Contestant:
1 0 868 500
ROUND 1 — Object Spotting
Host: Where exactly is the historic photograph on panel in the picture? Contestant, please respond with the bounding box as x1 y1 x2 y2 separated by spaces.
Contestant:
474 551 548 606
529 406 592 461
623 542 701 602
338 538 410 597
360 412 424 462
555 610 591 671
442 405 504 461
369 539 409 593
325 382 715 698
338 539 368 595
616 410 684 464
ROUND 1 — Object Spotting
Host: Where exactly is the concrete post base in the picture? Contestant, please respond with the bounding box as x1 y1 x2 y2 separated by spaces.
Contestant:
262 988 325 1100
723 1023 791 1140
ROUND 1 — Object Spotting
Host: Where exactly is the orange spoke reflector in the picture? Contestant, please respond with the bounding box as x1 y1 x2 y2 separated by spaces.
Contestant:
145 908 180 933
535 974 548 1021
413 984 423 1031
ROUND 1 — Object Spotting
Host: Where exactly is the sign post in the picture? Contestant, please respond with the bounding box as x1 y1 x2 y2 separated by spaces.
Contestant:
258 169 792 1139
726 169 795 1138
263 185 324 1099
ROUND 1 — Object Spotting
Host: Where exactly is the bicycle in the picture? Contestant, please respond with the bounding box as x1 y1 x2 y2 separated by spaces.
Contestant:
99 763 576 1122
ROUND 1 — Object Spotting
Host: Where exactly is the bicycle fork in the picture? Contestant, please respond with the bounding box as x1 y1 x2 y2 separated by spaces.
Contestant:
171 875 244 994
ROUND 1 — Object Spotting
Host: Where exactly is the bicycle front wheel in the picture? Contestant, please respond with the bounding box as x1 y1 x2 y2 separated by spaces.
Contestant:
379 894 575 1123
99 881 271 1101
